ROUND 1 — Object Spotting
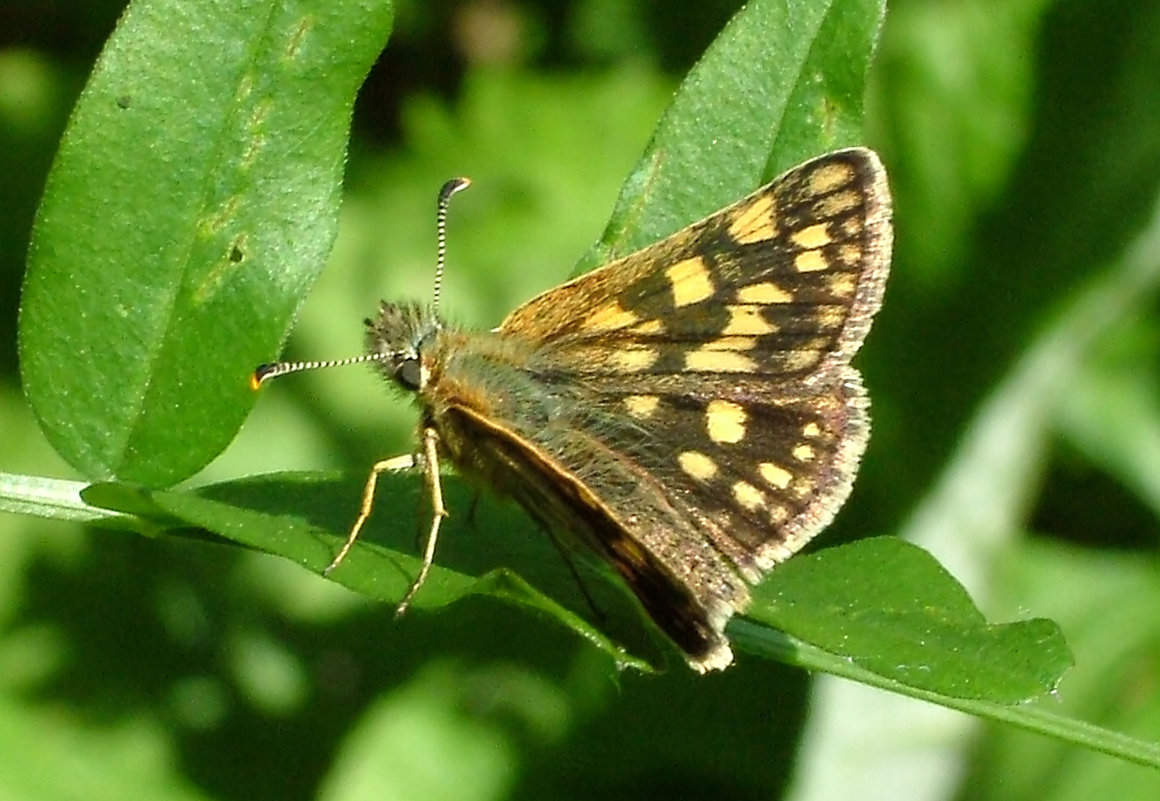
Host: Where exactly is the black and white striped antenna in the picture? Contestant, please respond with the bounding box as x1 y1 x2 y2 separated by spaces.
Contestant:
251 177 471 389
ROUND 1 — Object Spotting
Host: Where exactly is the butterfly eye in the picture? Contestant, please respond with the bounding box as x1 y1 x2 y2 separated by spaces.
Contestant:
395 356 423 390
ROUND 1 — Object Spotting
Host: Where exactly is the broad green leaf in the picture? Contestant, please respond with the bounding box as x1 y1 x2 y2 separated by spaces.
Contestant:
747 537 1071 703
20 0 394 486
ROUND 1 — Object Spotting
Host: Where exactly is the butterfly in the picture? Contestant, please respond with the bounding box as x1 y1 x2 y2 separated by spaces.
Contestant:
254 147 892 671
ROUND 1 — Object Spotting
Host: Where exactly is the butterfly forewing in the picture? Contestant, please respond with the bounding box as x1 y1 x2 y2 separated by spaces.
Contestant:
499 147 889 379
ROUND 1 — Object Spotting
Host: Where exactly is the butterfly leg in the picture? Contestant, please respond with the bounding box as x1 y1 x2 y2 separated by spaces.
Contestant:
395 426 448 617
323 452 420 576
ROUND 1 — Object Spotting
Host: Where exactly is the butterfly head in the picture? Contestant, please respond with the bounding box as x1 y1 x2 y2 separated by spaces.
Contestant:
251 177 470 395
365 302 443 392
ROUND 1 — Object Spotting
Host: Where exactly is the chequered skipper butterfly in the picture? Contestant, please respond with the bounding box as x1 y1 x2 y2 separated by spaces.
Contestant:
254 147 892 671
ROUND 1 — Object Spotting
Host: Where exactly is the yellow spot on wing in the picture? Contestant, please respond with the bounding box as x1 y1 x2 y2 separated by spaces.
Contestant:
803 422 822 437
808 161 853 194
685 349 756 372
811 305 846 329
838 243 862 267
795 250 829 273
698 336 757 351
737 282 792 304
727 193 777 244
815 189 860 217
777 350 822 372
791 223 832 249
759 462 793 489
792 444 816 462
732 481 765 511
623 394 660 418
581 300 640 332
629 319 665 335
723 305 775 335
679 450 718 480
611 347 658 371
666 257 714 307
825 271 858 300
706 399 747 443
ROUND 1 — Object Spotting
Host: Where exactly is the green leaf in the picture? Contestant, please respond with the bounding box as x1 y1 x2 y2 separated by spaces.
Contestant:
4 469 1145 769
83 474 655 672
19 0 394 487
735 622 1160 772
0 472 122 526
746 538 1071 703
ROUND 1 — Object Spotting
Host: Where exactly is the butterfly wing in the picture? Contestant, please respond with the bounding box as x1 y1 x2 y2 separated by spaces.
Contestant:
500 147 890 381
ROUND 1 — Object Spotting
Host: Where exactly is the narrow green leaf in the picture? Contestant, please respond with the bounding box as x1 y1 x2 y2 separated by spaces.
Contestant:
82 474 655 672
0 472 122 526
20 0 394 486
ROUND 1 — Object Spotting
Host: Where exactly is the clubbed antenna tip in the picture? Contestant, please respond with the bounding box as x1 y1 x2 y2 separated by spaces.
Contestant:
433 177 471 313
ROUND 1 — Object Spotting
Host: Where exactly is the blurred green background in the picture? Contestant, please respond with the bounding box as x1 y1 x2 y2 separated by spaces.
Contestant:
2 0 1160 799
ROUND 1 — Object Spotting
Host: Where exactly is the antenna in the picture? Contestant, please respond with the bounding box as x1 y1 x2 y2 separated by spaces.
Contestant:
250 354 383 389
252 177 472 390
433 177 471 314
